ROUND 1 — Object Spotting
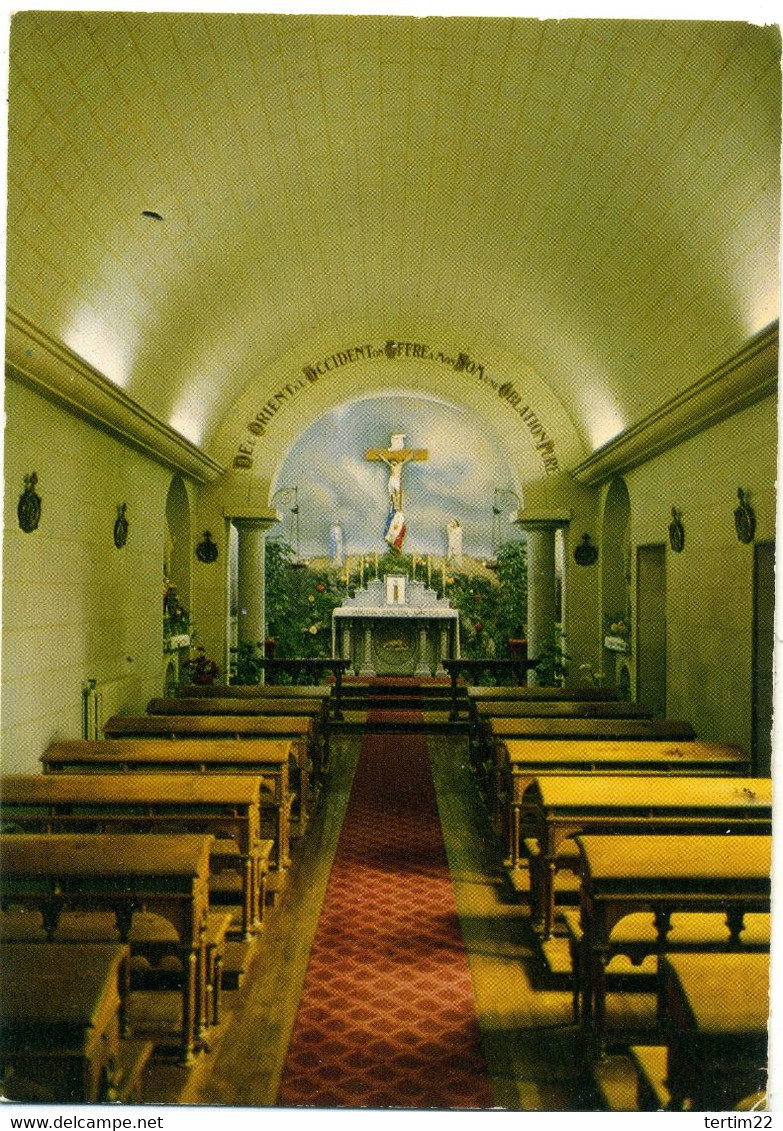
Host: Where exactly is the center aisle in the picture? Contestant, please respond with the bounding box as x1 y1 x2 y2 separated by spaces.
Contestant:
276 721 496 1109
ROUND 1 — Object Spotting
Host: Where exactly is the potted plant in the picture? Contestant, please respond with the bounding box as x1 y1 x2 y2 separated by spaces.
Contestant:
183 645 220 685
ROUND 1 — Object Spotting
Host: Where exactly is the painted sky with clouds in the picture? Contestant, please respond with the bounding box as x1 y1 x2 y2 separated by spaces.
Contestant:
270 392 524 559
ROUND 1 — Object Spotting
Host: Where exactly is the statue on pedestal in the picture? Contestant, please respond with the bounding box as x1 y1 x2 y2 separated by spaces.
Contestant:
329 522 344 568
446 517 463 566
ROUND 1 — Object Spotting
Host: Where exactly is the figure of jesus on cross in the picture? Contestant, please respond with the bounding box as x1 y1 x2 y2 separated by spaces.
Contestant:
365 433 428 549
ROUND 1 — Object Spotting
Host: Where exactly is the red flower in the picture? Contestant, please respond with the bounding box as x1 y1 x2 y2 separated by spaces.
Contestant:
316 584 325 592
474 621 483 632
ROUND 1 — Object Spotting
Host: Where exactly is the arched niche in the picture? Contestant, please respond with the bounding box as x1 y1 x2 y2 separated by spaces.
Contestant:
600 477 631 691
164 475 192 629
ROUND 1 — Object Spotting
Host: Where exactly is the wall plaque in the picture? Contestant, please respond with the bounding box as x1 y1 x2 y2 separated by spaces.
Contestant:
196 531 219 563
114 503 129 548
17 472 41 533
668 507 685 553
733 488 756 544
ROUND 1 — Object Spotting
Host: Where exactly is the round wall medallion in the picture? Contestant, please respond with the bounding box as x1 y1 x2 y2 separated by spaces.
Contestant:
196 530 219 563
668 507 685 553
17 472 41 533
573 532 598 566
114 503 129 548
733 488 756 544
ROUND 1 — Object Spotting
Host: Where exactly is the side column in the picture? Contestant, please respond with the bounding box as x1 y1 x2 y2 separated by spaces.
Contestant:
229 514 277 681
516 511 570 685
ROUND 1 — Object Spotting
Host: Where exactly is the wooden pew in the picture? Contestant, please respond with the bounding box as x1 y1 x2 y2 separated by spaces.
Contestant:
0 833 213 1065
240 657 351 718
181 682 332 712
501 739 750 869
523 776 772 938
1 773 273 939
442 658 540 718
471 700 655 773
0 943 153 1103
481 717 697 819
40 739 295 874
659 952 770 1110
103 713 314 825
466 683 619 735
572 833 772 1058
467 685 620 702
148 695 329 781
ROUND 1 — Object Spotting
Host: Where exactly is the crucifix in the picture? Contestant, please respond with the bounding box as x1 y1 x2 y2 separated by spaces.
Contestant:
364 433 428 512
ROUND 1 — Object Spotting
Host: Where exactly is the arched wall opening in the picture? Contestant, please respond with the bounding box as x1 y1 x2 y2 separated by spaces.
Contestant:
600 476 631 691
267 390 526 564
163 475 193 692
164 476 192 609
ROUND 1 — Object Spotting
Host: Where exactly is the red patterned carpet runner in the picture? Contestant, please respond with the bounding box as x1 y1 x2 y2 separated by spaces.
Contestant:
277 711 494 1109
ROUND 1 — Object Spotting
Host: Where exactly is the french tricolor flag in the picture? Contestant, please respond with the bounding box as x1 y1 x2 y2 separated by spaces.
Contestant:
384 509 407 550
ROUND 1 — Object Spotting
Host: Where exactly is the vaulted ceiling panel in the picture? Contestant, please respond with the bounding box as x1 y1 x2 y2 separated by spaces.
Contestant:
5 12 779 464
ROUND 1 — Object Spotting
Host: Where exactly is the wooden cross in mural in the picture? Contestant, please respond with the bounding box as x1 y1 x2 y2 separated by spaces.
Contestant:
365 434 428 512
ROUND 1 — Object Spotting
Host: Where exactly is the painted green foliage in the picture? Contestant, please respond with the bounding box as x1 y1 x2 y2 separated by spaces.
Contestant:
264 540 529 662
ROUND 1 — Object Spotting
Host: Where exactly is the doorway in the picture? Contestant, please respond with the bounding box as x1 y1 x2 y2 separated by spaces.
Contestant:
752 541 775 776
636 543 667 717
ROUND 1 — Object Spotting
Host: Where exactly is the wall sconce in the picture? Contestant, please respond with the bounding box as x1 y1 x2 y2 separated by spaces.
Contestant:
573 533 598 566
668 507 684 553
733 488 756 544
196 531 219 563
114 503 129 548
17 472 41 532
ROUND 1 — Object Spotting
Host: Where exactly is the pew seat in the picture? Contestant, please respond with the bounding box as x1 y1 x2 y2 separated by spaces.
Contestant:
3 771 276 937
560 908 771 1022
661 952 770 1111
499 739 749 867
466 684 620 702
0 942 153 1103
573 834 771 1058
102 714 316 819
39 742 296 875
181 683 332 700
0 904 233 1035
0 833 213 1064
524 775 772 938
147 696 329 779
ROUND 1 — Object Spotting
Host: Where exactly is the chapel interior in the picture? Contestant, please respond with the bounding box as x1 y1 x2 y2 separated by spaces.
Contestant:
1 10 779 1114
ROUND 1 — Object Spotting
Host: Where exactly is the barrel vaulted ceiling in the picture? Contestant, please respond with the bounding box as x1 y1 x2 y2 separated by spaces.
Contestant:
6 11 780 481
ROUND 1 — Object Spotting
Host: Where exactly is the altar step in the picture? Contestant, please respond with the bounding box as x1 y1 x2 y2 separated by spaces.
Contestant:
332 709 467 734
331 678 468 732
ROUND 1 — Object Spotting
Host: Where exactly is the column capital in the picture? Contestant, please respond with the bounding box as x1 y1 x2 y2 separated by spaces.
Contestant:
226 508 278 533
515 508 571 533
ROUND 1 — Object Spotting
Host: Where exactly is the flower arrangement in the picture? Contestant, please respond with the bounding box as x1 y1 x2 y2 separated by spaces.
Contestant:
603 610 631 653
604 611 630 637
183 645 220 685
579 662 606 687
163 580 190 650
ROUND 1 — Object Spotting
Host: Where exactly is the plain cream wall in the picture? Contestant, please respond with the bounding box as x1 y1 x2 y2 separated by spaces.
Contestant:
624 393 776 755
2 378 178 773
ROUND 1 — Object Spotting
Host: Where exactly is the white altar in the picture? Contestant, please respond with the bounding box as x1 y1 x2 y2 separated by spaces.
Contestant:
332 574 460 676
